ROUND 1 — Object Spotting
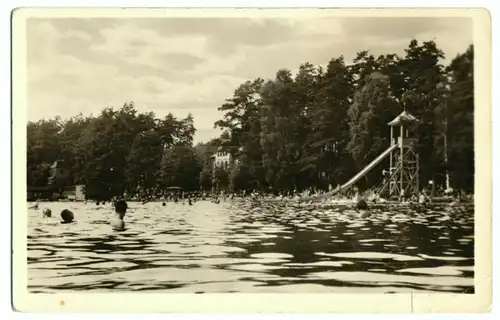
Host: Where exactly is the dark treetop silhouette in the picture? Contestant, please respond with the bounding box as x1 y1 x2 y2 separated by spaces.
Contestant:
27 40 473 199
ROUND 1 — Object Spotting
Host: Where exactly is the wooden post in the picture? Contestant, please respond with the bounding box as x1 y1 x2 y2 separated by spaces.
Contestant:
390 126 393 173
416 152 420 194
400 124 404 197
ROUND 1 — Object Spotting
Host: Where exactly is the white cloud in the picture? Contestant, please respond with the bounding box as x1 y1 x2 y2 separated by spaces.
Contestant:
294 18 343 36
32 20 60 37
26 17 473 143
89 24 209 70
62 29 93 41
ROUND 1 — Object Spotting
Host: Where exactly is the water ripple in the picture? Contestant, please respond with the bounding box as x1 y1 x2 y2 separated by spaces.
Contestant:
27 200 474 293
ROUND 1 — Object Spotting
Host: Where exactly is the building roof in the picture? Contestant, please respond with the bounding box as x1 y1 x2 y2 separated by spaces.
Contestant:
388 110 419 126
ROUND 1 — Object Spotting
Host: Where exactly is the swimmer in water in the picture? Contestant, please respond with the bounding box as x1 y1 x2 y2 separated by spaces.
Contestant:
354 190 370 218
43 208 51 218
111 200 128 231
356 198 368 210
60 209 74 224
419 190 430 204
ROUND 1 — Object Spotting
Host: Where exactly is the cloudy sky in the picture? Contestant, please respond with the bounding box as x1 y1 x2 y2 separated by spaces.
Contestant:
26 16 472 143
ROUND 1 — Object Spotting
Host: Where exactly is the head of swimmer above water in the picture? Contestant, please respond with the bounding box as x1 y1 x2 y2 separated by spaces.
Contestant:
114 200 128 219
43 208 52 218
60 209 74 223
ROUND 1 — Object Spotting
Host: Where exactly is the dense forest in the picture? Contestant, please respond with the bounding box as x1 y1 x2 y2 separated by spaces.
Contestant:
27 40 474 198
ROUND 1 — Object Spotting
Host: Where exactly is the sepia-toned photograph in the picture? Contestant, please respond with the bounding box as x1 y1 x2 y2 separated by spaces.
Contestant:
12 8 491 313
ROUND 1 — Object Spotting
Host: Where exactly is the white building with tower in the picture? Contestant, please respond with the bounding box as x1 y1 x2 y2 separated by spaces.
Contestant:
210 146 239 171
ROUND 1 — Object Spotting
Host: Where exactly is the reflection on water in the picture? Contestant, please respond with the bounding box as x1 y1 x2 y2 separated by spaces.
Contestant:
27 200 474 293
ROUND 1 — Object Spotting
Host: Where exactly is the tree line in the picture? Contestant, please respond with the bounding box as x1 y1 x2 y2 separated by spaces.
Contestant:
213 39 473 193
27 39 474 199
27 103 201 199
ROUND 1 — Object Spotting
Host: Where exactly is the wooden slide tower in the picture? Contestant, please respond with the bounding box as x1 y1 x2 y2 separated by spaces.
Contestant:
378 111 420 198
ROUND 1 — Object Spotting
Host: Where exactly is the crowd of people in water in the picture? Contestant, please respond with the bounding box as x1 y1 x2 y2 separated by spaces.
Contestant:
29 183 469 232
37 199 129 230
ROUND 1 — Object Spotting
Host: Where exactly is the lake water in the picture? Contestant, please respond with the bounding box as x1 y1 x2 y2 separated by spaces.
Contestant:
27 199 474 293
